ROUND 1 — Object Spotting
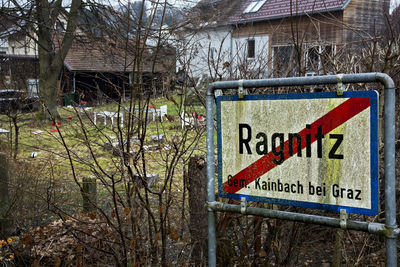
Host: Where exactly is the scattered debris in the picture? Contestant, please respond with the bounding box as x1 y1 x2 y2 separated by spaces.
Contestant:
0 128 10 137
165 115 175 122
132 173 160 188
152 134 165 143
103 137 141 156
143 144 169 152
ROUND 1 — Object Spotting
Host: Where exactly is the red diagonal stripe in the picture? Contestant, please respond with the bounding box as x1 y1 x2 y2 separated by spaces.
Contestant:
223 97 370 194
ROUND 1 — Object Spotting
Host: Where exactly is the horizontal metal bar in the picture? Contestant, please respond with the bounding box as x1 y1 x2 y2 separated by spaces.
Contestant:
209 73 384 91
207 201 398 238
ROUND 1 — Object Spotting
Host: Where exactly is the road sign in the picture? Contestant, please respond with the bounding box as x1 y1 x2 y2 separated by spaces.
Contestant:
216 91 378 215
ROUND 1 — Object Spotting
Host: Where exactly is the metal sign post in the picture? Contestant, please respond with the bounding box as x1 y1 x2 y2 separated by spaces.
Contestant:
206 73 398 267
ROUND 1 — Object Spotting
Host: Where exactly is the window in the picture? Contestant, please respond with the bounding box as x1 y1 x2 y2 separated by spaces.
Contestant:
247 39 255 58
243 0 267 14
272 45 297 77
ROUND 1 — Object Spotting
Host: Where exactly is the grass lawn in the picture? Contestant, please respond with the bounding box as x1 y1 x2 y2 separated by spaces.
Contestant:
0 95 209 221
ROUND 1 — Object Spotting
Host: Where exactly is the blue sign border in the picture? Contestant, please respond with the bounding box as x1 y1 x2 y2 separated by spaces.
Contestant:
216 91 379 216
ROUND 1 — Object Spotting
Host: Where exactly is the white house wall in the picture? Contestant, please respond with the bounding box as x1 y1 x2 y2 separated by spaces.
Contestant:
177 26 232 80
7 34 37 55
231 34 269 79
177 28 269 81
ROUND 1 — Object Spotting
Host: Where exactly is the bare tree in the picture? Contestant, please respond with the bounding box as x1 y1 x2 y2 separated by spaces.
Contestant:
8 1 207 266
1 0 83 119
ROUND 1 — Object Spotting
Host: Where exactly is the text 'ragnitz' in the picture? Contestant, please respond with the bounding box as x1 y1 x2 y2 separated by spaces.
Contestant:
238 123 344 165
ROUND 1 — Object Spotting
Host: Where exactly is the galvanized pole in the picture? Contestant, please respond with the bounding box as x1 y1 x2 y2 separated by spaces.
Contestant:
378 73 397 267
206 84 216 267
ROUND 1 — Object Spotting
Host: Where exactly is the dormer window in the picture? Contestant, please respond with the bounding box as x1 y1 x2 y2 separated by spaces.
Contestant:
243 0 267 14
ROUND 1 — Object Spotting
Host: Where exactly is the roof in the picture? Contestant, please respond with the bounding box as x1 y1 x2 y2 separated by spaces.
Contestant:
183 0 246 29
58 35 173 73
230 0 350 24
0 54 38 60
63 38 132 73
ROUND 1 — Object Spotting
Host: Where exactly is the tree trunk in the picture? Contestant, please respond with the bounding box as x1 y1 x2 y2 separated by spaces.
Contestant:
82 177 97 212
12 116 19 159
332 229 344 267
0 153 10 236
35 0 82 120
40 69 61 119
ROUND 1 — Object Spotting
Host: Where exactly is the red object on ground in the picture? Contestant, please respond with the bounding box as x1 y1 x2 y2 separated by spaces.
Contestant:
68 116 72 120
149 104 155 109
51 122 55 126
57 121 61 126
50 129 58 133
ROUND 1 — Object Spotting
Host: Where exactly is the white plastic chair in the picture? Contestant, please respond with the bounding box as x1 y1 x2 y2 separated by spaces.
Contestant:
94 111 124 128
181 111 195 130
159 105 167 121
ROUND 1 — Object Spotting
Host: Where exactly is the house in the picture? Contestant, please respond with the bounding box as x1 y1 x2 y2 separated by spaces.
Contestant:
0 6 176 106
180 0 389 80
0 54 39 95
176 0 247 81
0 9 39 95
59 35 175 106
229 0 390 77
59 36 131 105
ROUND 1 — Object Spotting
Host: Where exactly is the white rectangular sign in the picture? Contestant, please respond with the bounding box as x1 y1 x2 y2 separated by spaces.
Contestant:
217 91 379 215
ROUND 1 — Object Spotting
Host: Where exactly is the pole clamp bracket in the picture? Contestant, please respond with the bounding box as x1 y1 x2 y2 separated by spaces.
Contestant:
340 209 348 229
238 80 245 99
240 197 247 214
383 225 400 239
214 89 222 98
336 74 345 96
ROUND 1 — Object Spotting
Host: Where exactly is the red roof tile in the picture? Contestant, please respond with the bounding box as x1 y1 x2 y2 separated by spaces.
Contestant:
230 0 349 24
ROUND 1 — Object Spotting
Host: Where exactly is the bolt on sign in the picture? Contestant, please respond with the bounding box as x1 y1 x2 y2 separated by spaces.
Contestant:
216 91 378 215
